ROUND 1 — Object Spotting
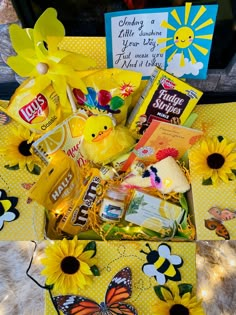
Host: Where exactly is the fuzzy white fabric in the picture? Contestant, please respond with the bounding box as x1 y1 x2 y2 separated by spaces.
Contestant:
197 241 236 315
0 241 44 315
0 240 236 315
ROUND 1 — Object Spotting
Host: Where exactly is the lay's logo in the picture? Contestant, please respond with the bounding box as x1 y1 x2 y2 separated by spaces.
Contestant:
19 94 49 124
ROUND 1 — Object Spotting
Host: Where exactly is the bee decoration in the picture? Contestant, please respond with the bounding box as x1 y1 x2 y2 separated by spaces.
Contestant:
141 243 183 285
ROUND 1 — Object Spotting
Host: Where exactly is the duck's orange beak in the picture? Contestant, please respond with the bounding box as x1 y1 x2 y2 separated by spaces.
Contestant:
92 127 113 142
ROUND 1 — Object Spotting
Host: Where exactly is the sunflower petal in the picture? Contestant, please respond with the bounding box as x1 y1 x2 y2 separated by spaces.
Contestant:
161 286 174 301
60 238 70 256
79 261 93 275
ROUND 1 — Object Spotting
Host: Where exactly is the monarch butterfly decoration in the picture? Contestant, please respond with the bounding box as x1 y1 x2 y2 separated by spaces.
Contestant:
53 267 138 315
204 206 236 240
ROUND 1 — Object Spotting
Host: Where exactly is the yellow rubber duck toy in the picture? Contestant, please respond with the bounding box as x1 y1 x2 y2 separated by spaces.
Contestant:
82 114 136 165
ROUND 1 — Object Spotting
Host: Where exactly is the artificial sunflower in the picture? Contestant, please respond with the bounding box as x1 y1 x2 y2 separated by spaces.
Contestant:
0 124 41 173
41 237 98 294
152 283 206 315
189 136 236 185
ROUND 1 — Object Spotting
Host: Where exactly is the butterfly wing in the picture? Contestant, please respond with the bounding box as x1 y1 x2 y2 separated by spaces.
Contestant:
104 267 138 315
208 206 236 221
220 209 236 221
208 207 222 220
204 219 230 240
105 267 132 306
53 295 101 315
21 183 35 190
108 302 138 315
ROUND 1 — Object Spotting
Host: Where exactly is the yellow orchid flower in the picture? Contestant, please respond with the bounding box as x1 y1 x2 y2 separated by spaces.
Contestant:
7 8 96 108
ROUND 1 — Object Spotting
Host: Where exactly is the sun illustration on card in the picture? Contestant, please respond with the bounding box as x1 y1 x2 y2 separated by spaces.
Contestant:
157 2 217 78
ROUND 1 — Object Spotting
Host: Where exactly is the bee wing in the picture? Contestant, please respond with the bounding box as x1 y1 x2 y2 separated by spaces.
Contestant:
169 255 183 266
158 244 171 258
158 244 182 266
142 264 166 285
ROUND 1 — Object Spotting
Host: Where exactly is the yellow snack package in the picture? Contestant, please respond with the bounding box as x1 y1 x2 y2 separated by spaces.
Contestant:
32 110 88 167
72 68 142 125
56 167 105 237
29 150 84 223
1 78 64 133
127 67 203 138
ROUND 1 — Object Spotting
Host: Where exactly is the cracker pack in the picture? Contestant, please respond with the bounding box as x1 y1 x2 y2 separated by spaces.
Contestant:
127 67 203 138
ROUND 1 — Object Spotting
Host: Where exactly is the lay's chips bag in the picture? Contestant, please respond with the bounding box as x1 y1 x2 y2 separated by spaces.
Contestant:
1 78 66 133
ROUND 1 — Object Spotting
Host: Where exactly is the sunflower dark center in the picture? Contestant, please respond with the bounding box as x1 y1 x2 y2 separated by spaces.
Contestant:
169 304 190 315
18 140 32 157
207 153 225 169
61 256 80 274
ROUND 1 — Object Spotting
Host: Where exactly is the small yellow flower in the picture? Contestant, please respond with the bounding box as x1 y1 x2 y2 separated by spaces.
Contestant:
41 237 97 294
189 136 236 185
0 124 41 172
152 283 206 315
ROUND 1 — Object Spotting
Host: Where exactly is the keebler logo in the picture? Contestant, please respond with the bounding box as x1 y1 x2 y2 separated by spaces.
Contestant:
19 94 49 124
160 77 175 90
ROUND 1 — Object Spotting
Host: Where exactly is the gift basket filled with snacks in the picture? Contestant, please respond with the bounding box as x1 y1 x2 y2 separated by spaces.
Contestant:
1 1 236 314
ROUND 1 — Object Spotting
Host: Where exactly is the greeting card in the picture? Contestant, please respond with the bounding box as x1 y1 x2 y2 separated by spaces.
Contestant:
105 2 218 79
122 120 202 171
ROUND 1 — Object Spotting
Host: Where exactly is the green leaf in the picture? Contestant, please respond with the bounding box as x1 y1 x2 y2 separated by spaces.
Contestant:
83 241 96 257
26 164 41 175
154 285 172 301
178 283 193 297
217 135 224 142
91 265 100 276
110 96 124 110
179 193 188 211
202 177 213 185
179 210 188 230
4 164 20 170
77 230 102 240
232 169 236 176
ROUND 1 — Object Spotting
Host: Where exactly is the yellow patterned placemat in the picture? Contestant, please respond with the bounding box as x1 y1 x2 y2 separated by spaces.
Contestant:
59 37 107 69
0 118 45 241
190 103 236 240
45 240 196 315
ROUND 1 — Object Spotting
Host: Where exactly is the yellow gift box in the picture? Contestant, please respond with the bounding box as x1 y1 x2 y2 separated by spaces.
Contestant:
0 117 45 241
45 240 196 314
190 102 236 240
